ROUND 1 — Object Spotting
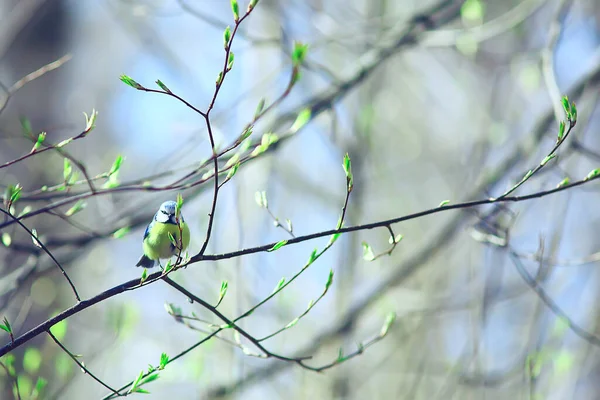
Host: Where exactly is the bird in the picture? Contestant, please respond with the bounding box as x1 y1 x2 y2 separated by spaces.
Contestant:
136 200 191 268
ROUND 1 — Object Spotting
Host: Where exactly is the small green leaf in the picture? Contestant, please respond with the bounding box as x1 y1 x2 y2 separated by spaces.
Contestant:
541 154 556 166
255 191 268 208
218 280 228 304
239 125 253 143
227 52 235 70
328 232 340 246
6 183 23 204
163 260 174 274
337 348 344 361
159 353 169 370
248 0 259 10
273 277 286 293
31 229 41 248
129 370 145 393
557 177 570 188
168 232 176 247
286 219 293 233
261 132 279 146
140 372 159 385
1 233 11 247
290 108 311 133
56 138 72 148
164 302 181 316
225 153 240 169
0 316 12 334
308 248 318 264
32 132 46 151
268 239 288 252
292 41 308 66
585 169 600 180
223 26 232 48
388 234 403 244
254 98 266 119
65 200 86 217
558 120 565 141
325 269 334 290
176 193 184 219
83 109 98 132
380 311 396 336
362 242 375 261
438 200 450 207
140 268 148 283
155 79 171 93
32 377 48 399
342 153 353 191
120 75 144 90
226 163 240 180
113 226 130 239
63 158 72 181
230 0 239 21
561 96 570 116
109 155 124 176
285 317 300 329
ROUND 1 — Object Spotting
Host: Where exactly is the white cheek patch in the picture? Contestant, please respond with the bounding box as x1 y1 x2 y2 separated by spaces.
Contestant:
155 212 170 223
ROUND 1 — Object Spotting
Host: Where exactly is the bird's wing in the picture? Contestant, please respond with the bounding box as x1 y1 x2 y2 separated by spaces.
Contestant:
143 220 153 240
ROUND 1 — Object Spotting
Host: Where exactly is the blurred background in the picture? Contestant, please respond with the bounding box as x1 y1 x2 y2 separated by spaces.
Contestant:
1 0 600 398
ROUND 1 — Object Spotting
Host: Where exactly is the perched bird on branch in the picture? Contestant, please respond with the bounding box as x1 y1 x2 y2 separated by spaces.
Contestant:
136 200 190 268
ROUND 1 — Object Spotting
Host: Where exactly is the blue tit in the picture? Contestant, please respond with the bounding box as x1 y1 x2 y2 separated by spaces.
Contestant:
136 201 191 268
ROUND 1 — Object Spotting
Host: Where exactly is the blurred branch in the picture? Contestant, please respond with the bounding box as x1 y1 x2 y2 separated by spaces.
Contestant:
422 0 547 47
0 53 71 115
541 0 575 124
47 331 120 396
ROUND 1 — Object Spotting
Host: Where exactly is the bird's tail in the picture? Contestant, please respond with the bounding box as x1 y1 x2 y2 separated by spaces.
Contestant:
136 254 156 268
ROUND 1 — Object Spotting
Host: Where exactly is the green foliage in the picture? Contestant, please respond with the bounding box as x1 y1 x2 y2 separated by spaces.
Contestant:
0 316 12 334
223 26 232 48
83 109 98 132
227 52 235 71
65 200 86 217
1 233 10 247
113 226 130 239
119 75 143 90
254 98 265 119
290 108 311 133
255 191 268 208
155 79 171 94
216 281 228 307
6 183 23 205
230 0 239 22
23 347 42 374
140 268 148 284
380 312 396 336
32 132 46 152
585 168 600 180
273 277 286 293
362 242 375 261
292 42 308 67
49 318 68 341
342 153 353 192
109 155 124 176
159 353 169 370
268 239 288 252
